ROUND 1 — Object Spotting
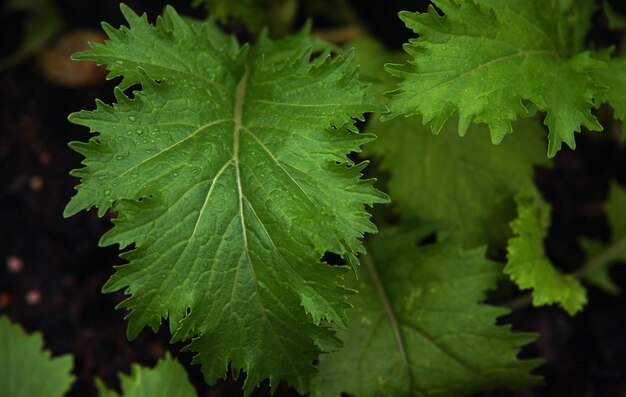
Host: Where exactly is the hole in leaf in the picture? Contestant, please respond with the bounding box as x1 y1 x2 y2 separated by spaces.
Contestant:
321 251 345 266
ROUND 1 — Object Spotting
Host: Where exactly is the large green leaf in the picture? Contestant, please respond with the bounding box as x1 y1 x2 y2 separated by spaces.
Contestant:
65 4 386 395
310 228 541 397
364 115 550 248
0 316 74 397
505 191 587 314
387 0 603 157
96 354 197 397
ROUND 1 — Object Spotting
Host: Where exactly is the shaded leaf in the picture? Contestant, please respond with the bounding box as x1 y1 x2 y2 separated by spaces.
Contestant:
365 115 550 248
0 316 74 397
96 354 197 397
580 181 626 294
311 227 541 397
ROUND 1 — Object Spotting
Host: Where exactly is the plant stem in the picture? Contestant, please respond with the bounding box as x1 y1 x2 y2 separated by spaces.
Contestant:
573 236 626 278
502 236 626 311
361 252 414 396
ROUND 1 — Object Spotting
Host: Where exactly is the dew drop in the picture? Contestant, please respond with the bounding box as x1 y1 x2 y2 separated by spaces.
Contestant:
115 155 125 160
128 116 136 122
136 129 143 135
98 175 110 181
146 150 152 154
173 172 179 177
104 190 111 195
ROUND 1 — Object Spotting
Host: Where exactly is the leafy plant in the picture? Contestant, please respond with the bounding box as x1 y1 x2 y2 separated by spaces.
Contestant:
0 315 196 397
64 1 626 396
0 316 74 397
0 0 64 70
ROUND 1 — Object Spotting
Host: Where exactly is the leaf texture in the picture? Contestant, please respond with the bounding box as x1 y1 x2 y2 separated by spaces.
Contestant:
387 0 604 157
595 55 626 138
364 115 550 248
96 354 197 397
505 191 587 314
0 316 75 397
65 4 386 394
193 0 293 34
310 227 541 397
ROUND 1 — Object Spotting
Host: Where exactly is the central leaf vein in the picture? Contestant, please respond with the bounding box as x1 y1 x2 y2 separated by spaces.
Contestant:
233 66 250 251
362 253 414 396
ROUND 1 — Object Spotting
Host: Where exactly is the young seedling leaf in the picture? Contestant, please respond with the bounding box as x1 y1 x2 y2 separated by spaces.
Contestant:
505 191 587 314
96 354 197 397
0 316 74 397
580 181 626 294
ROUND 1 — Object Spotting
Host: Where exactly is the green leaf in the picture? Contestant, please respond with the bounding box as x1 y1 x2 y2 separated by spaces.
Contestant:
348 36 406 102
594 54 626 138
603 1 626 30
364 115 550 248
0 316 74 397
310 227 541 397
505 191 587 314
96 354 197 397
0 0 64 70
193 0 297 35
65 4 386 395
387 0 604 157
580 181 626 294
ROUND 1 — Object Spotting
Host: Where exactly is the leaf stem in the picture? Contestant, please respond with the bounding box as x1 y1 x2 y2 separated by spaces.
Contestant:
361 252 414 396
573 236 626 279
502 236 626 311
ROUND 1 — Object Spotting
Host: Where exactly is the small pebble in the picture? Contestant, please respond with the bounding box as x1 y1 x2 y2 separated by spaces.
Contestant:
39 151 52 165
0 293 10 309
29 175 44 192
149 342 166 358
25 289 42 305
6 255 24 273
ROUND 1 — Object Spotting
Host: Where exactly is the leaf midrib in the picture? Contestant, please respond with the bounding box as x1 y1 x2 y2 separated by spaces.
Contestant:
362 252 414 396
229 64 307 384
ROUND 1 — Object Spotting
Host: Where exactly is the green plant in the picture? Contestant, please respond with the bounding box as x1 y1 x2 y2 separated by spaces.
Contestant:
64 1 626 396
0 315 196 397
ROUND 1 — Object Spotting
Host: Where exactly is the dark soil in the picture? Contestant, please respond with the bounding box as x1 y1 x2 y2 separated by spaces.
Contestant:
1 1 626 396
